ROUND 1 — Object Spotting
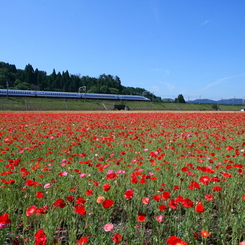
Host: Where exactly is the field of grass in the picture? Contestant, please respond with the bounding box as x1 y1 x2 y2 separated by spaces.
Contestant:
0 97 244 111
0 112 245 244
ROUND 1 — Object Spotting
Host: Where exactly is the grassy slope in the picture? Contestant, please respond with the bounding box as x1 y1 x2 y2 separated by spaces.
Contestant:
0 96 244 111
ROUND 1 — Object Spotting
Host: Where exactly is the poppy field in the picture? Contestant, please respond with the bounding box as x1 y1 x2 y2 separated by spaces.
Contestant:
0 111 245 245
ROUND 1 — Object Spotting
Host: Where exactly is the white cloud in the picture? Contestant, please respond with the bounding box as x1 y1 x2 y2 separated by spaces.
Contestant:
203 73 245 90
159 81 175 91
201 19 211 25
150 68 170 75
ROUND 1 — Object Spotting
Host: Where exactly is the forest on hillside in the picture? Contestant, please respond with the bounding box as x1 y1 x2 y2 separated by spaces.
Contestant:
0 62 161 101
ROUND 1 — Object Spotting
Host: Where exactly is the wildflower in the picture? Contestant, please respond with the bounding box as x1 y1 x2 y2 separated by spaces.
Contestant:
77 236 88 244
112 233 122 243
167 235 187 245
142 197 150 204
195 201 205 213
200 230 211 237
168 199 178 209
156 215 164 222
103 199 114 208
66 195 75 203
182 198 194 208
213 186 222 191
173 185 181 190
96 196 105 204
53 199 66 208
152 194 161 202
199 176 210 185
58 171 68 176
73 205 86 216
26 206 37 216
137 212 146 222
35 206 49 215
226 145 234 151
103 183 111 191
204 194 213 201
43 183 51 189
162 191 171 200
75 197 86 205
36 191 44 198
158 204 167 211
35 228 47 245
124 189 134 199
85 189 93 195
0 213 11 230
104 223 114 231
188 180 200 190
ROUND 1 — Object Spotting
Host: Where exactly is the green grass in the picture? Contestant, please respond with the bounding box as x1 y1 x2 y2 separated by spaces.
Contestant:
0 96 244 111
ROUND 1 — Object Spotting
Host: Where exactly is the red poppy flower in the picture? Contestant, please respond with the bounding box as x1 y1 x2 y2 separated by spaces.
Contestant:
137 212 146 222
195 201 205 213
85 189 93 195
112 233 122 243
226 145 234 151
124 189 134 199
222 172 232 178
167 235 187 245
26 206 37 216
66 195 75 203
168 199 178 209
73 205 86 216
142 197 150 204
182 198 194 208
103 199 114 208
204 194 213 201
158 204 167 211
152 194 161 202
188 180 200 190
200 230 211 237
77 236 88 244
35 206 49 215
106 173 118 179
162 191 171 200
199 176 210 185
173 185 181 190
25 179 41 187
35 228 47 245
53 199 66 208
213 186 222 191
0 213 11 230
103 183 111 191
76 197 86 205
36 191 44 198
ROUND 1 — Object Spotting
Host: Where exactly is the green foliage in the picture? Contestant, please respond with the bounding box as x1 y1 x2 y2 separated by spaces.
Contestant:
175 94 186 103
0 61 160 100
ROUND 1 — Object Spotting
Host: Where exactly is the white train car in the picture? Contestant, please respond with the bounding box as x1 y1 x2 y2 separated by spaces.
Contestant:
0 89 150 101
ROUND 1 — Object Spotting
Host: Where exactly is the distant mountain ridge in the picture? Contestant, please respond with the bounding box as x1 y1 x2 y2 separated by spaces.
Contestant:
187 98 245 105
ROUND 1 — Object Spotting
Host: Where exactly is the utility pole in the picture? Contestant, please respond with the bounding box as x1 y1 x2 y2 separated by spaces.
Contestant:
6 81 9 99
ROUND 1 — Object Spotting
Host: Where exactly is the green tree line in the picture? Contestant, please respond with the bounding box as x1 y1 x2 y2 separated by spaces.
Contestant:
0 61 162 101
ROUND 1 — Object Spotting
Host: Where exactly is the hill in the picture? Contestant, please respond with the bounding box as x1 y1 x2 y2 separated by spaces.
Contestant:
188 98 245 105
0 61 162 101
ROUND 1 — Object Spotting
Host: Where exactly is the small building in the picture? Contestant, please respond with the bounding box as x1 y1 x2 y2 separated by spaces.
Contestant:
114 105 129 110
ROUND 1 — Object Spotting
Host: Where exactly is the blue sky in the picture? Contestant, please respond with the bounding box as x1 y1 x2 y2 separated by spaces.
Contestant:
1 0 245 100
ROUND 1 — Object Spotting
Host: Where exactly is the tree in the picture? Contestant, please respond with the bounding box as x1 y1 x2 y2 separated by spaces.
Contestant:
175 94 186 103
24 64 34 84
14 81 30 90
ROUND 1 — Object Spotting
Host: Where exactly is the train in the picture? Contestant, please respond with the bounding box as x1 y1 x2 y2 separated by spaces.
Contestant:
0 89 151 101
